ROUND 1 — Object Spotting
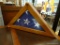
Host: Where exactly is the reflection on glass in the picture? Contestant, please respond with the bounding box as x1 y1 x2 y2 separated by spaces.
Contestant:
36 0 59 27
21 0 59 31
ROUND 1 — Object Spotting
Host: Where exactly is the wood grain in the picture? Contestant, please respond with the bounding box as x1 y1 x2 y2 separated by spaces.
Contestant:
8 25 54 38
2 6 21 25
10 28 21 45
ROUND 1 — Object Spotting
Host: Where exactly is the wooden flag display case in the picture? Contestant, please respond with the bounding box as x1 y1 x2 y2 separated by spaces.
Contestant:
8 3 53 37
7 3 60 43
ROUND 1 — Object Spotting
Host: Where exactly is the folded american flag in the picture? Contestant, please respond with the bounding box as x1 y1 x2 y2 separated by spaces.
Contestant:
14 11 44 31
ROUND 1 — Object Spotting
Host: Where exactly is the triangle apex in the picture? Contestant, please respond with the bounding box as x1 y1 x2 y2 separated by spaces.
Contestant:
25 3 29 5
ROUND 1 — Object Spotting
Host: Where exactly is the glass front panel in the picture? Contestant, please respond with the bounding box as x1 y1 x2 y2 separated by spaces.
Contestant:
14 11 44 31
21 0 59 31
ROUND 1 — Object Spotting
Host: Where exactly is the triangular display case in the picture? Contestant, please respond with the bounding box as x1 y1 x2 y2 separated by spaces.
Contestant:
7 3 60 43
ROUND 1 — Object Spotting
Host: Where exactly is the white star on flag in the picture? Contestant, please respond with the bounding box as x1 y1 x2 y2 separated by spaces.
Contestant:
26 10 28 15
32 19 40 28
17 19 20 22
34 22 40 28
24 18 30 25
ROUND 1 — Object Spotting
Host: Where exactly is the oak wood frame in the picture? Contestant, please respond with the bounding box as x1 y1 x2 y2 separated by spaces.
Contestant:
7 3 60 41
